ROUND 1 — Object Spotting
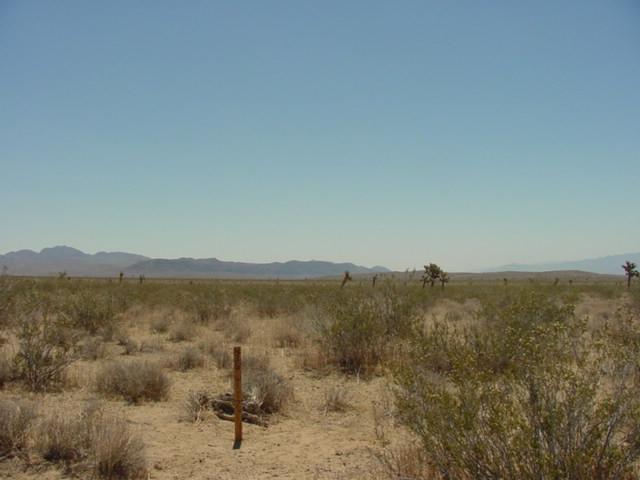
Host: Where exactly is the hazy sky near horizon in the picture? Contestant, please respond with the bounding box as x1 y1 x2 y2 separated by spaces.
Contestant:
1 1 639 272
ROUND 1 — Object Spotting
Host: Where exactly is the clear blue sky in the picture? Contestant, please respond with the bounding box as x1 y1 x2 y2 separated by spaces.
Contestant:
1 1 639 271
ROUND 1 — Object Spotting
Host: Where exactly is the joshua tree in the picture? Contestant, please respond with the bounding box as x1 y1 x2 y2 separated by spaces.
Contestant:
58 271 67 280
503 278 508 286
622 261 639 289
439 271 450 289
119 272 124 283
422 263 442 288
553 277 560 287
372 274 378 288
341 270 353 289
139 274 145 285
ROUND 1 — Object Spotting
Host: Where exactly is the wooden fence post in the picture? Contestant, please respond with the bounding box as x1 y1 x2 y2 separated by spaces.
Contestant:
233 346 242 448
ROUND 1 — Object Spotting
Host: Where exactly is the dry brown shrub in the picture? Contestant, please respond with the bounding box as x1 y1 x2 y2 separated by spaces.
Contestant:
91 411 147 479
168 320 196 343
271 317 303 348
37 402 147 479
222 317 252 343
0 349 15 387
181 391 210 423
96 360 170 403
0 398 35 458
80 336 108 361
198 336 231 369
322 384 351 413
172 346 205 372
240 354 292 414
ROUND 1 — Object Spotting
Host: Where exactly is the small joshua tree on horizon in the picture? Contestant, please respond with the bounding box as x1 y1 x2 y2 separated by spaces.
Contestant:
422 263 442 288
119 272 124 283
622 261 639 289
372 274 378 288
341 270 352 289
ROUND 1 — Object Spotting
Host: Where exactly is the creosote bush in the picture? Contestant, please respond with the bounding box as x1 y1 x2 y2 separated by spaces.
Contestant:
14 309 80 392
393 292 640 480
319 284 418 375
96 360 170 403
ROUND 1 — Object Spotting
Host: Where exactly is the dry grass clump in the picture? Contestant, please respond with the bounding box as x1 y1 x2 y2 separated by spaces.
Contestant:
271 317 303 348
139 337 165 353
240 355 292 414
168 320 197 342
0 350 15 387
37 402 146 479
80 336 108 361
96 360 170 403
37 408 89 466
0 398 35 458
91 412 147 479
117 335 139 356
181 391 210 423
149 315 170 334
198 336 231 369
322 384 351 413
222 318 252 344
172 346 205 372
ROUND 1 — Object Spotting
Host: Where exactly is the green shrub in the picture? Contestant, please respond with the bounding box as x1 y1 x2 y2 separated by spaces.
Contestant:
14 311 80 391
393 292 640 479
319 286 418 375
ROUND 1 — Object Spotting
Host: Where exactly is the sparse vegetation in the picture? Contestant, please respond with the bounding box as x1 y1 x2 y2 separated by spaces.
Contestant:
0 398 35 458
0 275 636 478
96 360 170 403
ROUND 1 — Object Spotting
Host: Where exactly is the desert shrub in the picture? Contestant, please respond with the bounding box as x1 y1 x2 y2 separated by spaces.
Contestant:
243 359 292 414
116 334 139 355
149 315 170 334
0 278 15 328
37 408 90 467
14 310 80 391
173 346 205 372
90 411 147 479
319 286 418 375
222 318 252 343
60 291 118 335
168 320 196 342
322 385 350 413
37 402 146 479
0 350 15 387
190 292 232 324
0 398 35 458
182 391 210 422
139 337 165 353
96 360 170 403
393 292 640 479
80 336 108 361
198 336 231 369
271 318 303 348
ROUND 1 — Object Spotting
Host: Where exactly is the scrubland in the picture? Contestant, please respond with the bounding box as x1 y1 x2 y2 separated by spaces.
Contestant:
0 275 638 479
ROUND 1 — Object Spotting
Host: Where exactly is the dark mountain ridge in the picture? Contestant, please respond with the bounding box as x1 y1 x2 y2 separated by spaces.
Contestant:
0 246 389 279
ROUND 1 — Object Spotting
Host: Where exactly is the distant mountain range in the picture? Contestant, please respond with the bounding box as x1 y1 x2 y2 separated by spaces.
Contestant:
486 253 639 276
0 246 390 279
